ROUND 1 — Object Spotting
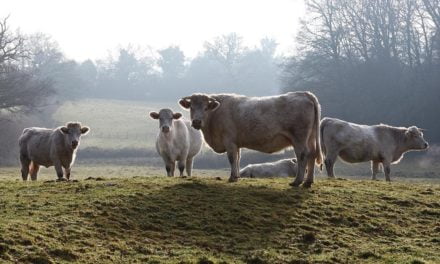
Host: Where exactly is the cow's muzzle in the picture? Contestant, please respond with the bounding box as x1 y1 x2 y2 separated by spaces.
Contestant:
161 126 170 133
192 119 202 130
72 140 79 149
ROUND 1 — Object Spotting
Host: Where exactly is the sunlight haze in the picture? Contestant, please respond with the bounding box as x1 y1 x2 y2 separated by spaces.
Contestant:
2 0 305 61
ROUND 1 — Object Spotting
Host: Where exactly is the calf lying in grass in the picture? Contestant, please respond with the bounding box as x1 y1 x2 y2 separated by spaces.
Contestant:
240 158 297 178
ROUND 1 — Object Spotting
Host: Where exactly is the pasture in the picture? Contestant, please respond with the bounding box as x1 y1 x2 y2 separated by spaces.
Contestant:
52 99 175 150
0 167 439 264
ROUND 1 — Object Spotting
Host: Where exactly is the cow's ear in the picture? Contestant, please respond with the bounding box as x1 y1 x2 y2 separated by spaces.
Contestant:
149 112 160 119
80 126 90 135
208 100 220 111
60 127 69 134
406 126 417 137
173 112 182 119
179 98 191 109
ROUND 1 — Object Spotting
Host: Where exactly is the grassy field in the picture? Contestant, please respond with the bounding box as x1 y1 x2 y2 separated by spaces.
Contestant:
52 99 186 150
0 166 439 264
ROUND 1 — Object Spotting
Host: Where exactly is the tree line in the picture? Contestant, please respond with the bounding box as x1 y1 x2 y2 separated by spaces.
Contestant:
282 0 440 142
1 0 440 164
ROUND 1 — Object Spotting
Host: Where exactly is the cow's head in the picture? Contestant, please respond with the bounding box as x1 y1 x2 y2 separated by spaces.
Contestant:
60 122 90 150
149 108 182 134
179 94 220 130
405 126 429 150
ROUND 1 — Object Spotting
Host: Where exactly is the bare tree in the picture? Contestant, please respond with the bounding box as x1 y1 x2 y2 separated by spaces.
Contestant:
0 16 52 114
204 33 246 79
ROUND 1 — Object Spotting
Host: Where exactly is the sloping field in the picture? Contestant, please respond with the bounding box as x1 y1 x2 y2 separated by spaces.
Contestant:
0 170 439 263
52 99 178 149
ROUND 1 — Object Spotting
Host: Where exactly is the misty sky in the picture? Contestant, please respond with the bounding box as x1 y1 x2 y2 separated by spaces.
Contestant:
1 0 305 61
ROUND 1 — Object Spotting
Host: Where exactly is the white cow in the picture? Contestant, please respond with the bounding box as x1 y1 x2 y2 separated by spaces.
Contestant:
320 117 429 181
18 122 90 181
179 92 322 188
150 108 202 176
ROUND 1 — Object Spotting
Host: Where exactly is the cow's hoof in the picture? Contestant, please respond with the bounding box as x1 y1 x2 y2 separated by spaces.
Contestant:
289 181 301 187
302 182 313 188
56 178 67 182
228 177 239 183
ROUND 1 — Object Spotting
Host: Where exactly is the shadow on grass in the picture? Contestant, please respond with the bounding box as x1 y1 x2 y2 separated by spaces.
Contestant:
90 179 312 257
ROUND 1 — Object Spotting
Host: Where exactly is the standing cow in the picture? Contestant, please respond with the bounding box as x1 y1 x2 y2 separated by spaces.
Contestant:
320 117 429 181
240 158 297 178
150 108 202 177
18 122 90 181
179 92 322 187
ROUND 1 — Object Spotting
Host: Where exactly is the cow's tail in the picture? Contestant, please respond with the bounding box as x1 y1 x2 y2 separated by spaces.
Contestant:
319 118 329 171
305 92 323 167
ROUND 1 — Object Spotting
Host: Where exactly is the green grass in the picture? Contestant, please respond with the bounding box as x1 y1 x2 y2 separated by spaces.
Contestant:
52 99 178 149
0 167 439 263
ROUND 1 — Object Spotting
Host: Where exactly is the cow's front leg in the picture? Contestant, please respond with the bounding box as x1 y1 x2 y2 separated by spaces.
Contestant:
166 161 175 177
185 157 194 177
383 160 392 182
54 161 66 181
177 158 186 177
371 161 380 180
226 146 241 182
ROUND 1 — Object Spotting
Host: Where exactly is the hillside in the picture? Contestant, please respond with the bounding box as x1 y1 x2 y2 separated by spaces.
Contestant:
0 171 439 263
52 99 180 149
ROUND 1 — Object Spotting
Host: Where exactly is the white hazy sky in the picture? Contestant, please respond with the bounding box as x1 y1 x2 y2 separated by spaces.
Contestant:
1 0 305 61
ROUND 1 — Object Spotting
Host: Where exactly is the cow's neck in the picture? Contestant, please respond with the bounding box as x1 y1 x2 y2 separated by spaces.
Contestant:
392 131 409 162
159 131 174 142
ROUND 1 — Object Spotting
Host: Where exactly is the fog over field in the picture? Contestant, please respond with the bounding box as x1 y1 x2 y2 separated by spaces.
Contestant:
0 1 440 262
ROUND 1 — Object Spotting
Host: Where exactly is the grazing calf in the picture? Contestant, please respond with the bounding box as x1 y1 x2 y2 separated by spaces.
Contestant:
179 92 322 187
150 108 202 177
240 158 297 178
320 117 429 181
18 122 90 181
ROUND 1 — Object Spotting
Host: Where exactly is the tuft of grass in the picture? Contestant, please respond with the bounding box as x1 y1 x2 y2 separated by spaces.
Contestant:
0 167 439 263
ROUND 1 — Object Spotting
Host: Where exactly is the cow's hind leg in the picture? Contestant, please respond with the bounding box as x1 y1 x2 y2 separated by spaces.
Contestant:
371 161 380 180
185 157 193 177
20 154 31 181
303 135 321 187
303 156 316 188
290 144 309 187
324 151 338 179
30 162 40 181
65 167 71 181
383 160 392 182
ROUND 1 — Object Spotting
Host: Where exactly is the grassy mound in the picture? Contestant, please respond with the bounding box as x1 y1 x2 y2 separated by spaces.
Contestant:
0 175 439 263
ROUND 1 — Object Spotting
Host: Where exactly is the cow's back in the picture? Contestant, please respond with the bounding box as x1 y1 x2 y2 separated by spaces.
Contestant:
19 127 55 167
206 92 316 153
321 118 382 162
